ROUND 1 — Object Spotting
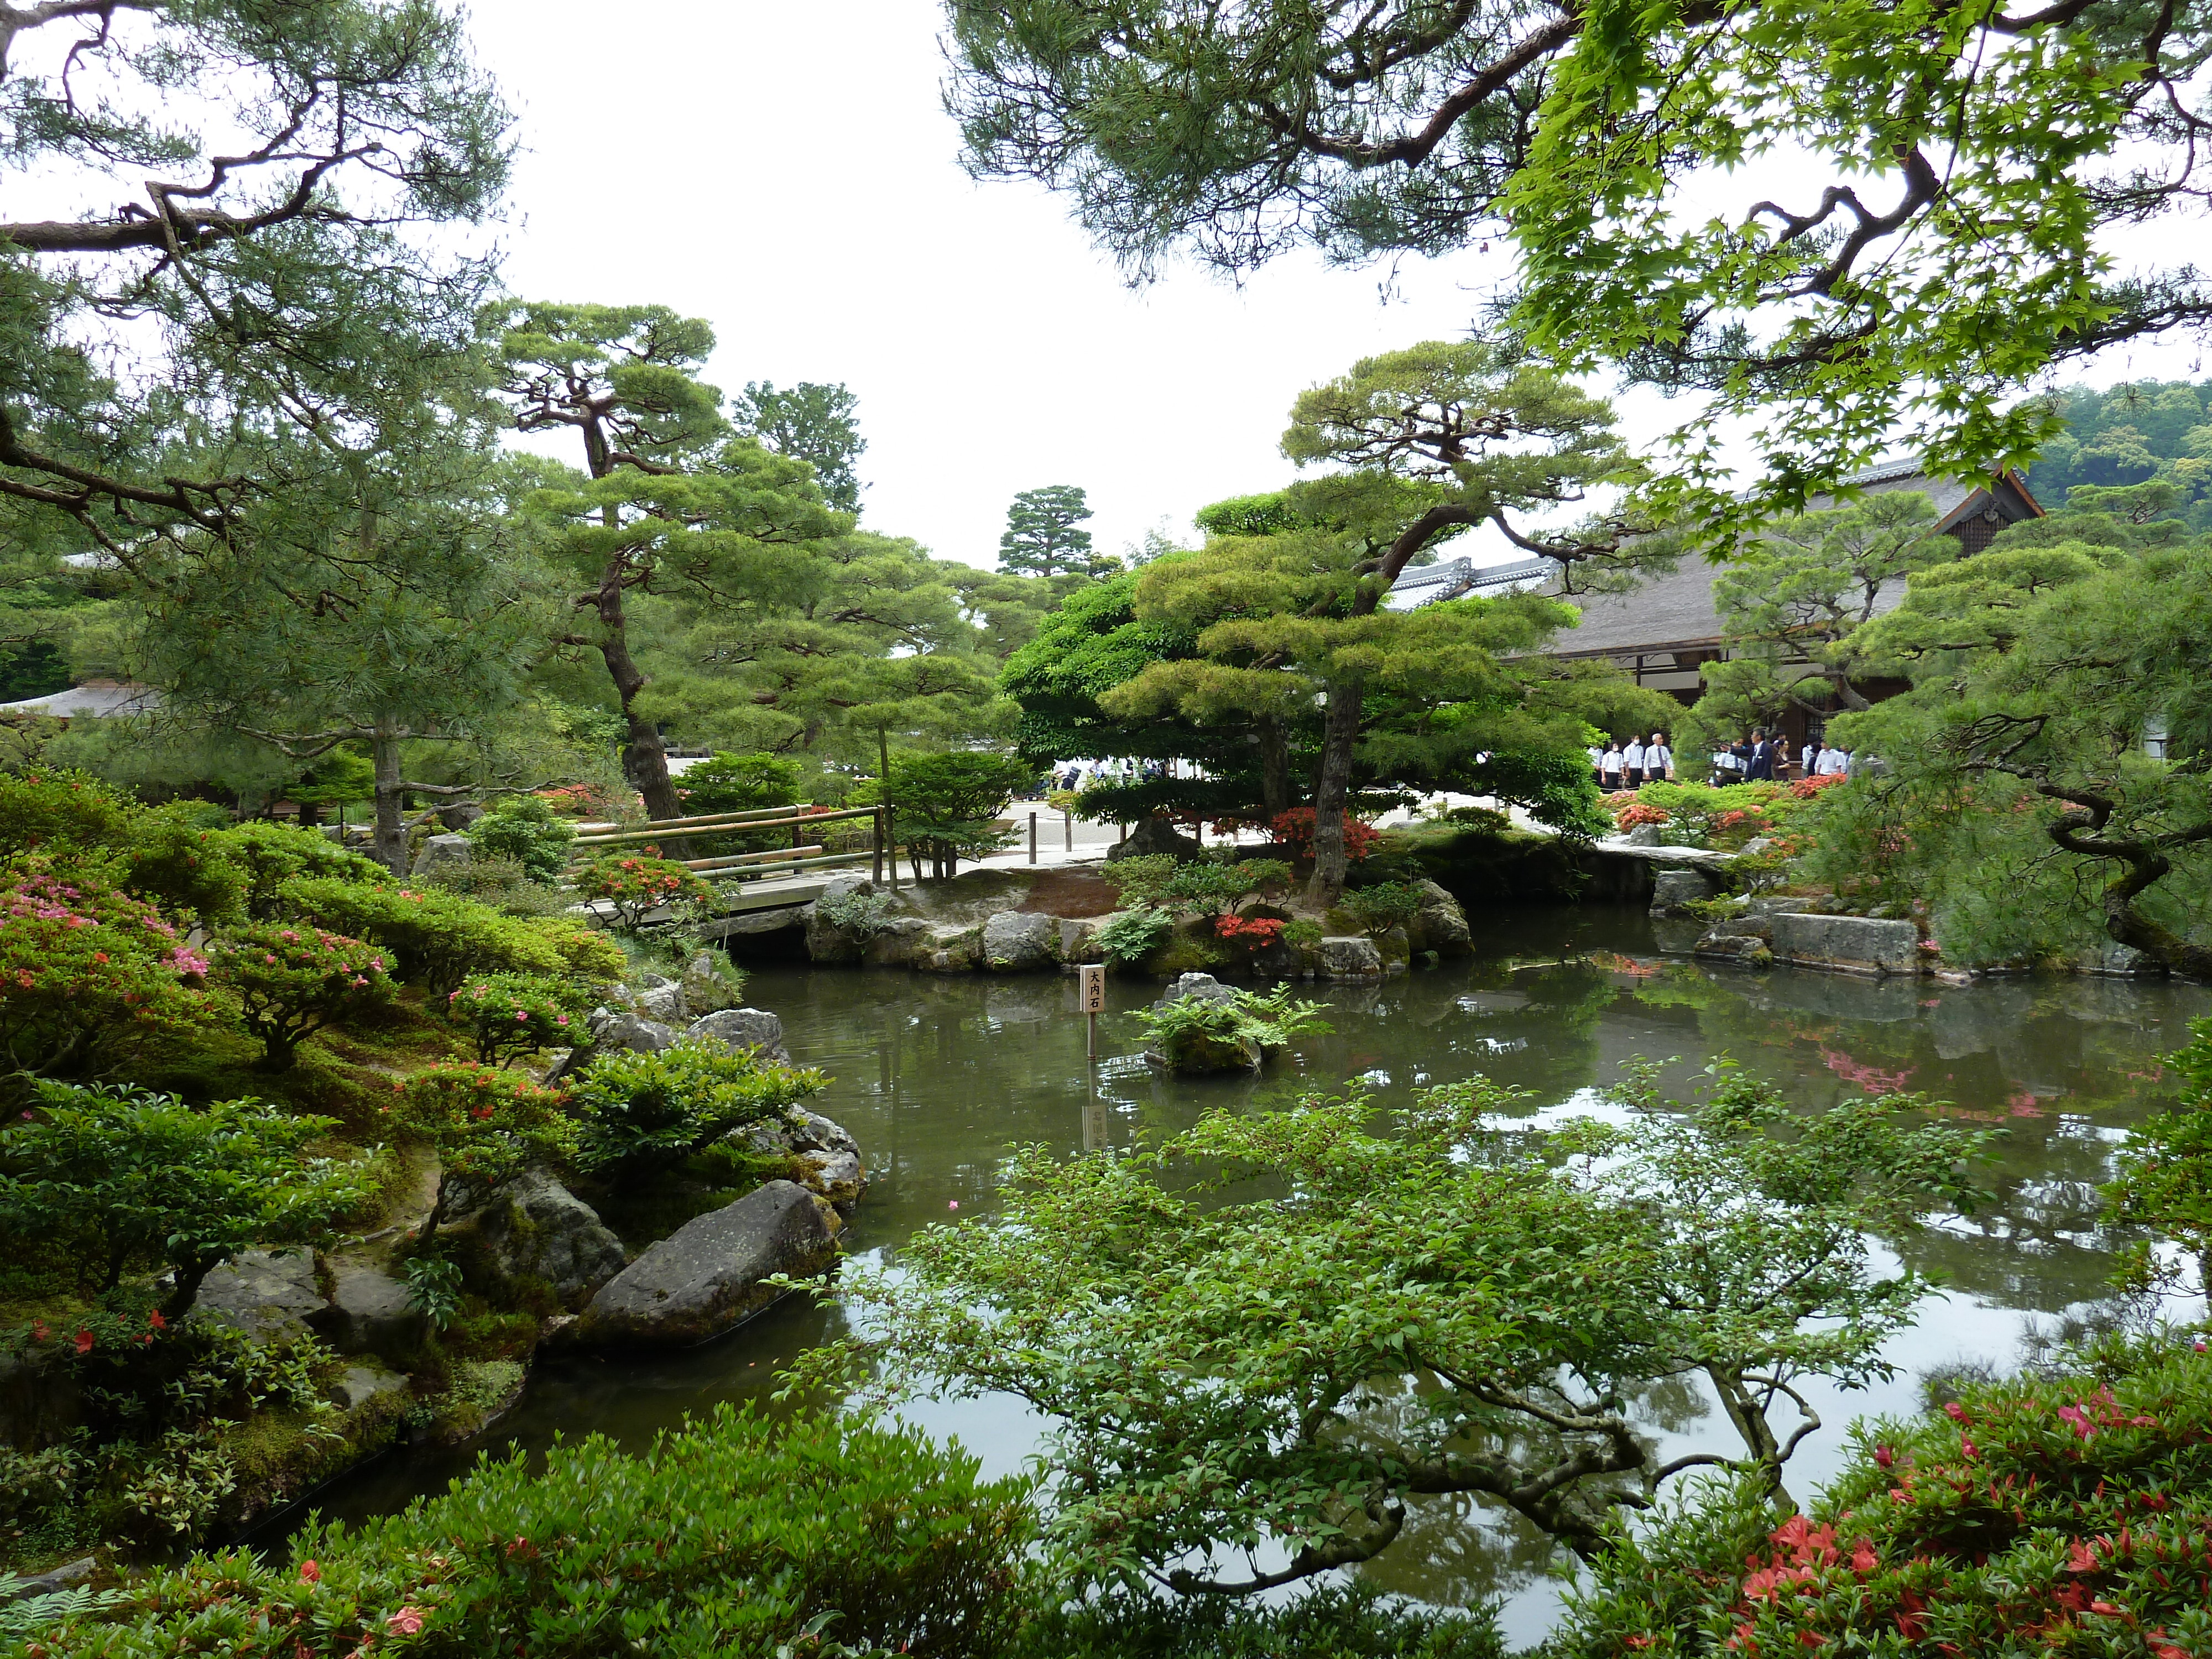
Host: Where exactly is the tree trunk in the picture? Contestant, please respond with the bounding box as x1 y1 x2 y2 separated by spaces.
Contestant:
1303 679 1366 909
1258 716 1291 820
372 720 410 875
592 561 684 822
163 1256 217 1322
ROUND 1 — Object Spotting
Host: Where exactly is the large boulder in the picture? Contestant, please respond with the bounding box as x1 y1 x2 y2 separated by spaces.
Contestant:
190 1249 328 1346
736 1108 868 1209
1406 880 1473 956
1317 935 1384 982
1649 867 1712 916
322 1261 428 1362
2089 942 2166 978
983 910 1058 973
1107 816 1201 862
1058 915 1107 964
680 950 746 1015
588 1009 677 1056
1144 973 1261 1073
632 980 687 1024
914 924 984 972
686 1007 792 1066
570 1181 837 1348
1768 913 1922 977
411 833 474 877
1694 932 1776 969
465 1170 627 1310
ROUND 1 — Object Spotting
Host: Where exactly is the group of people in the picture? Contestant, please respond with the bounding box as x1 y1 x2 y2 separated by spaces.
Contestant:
1052 757 1164 792
1590 733 1674 792
1708 728 1856 786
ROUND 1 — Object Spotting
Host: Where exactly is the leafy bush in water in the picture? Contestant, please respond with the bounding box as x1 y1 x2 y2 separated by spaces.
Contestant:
679 750 804 815
0 865 214 1083
570 1040 827 1173
208 925 395 1070
1093 905 1175 968
572 854 714 931
462 795 576 884
0 768 133 858
1340 880 1426 933
1131 982 1332 1055
1554 1332 2212 1659
38 1404 1036 1658
387 1065 577 1246
442 972 588 1067
0 1082 371 1316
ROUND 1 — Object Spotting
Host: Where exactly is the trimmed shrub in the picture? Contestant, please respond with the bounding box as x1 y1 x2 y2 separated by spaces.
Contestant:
572 854 714 931
279 880 576 997
217 822 390 920
1017 1583 1504 1659
118 805 249 925
208 925 395 1070
385 1065 576 1246
33 1404 1035 1658
442 972 587 1067
461 796 576 884
677 751 804 815
0 768 133 858
1339 879 1426 933
0 865 214 1084
570 1040 827 1174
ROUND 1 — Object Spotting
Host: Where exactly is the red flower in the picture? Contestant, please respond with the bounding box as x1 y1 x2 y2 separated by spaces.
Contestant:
148 1308 166 1330
300 1559 321 1583
73 1328 94 1354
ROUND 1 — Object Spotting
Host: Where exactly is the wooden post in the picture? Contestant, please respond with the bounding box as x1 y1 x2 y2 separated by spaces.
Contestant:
1078 963 1105 1061
886 808 900 891
872 805 884 884
1029 811 1037 864
1063 810 1072 852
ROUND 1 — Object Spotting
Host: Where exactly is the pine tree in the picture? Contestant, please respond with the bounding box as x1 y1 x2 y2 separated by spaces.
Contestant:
999 486 1112 578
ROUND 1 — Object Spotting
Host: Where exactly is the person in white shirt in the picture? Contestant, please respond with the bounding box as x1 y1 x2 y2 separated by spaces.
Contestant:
1814 743 1846 776
1599 742 1625 791
1587 743 1604 785
1622 736 1646 786
1645 732 1673 783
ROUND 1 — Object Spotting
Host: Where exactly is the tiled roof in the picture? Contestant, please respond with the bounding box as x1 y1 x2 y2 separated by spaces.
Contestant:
0 681 160 718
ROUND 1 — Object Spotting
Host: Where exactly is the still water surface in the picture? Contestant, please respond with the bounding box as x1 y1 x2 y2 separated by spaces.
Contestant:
296 906 2211 1642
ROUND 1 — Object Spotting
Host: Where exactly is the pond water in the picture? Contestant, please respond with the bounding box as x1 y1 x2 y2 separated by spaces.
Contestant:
287 904 2211 1644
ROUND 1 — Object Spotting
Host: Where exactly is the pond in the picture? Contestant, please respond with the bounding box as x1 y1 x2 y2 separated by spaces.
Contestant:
285 904 2212 1645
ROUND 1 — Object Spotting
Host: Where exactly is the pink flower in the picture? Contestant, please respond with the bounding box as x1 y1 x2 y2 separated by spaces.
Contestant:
555 1015 568 1025
1942 1401 1968 1423
1873 1445 1895 1469
515 1009 529 1020
948 1200 959 1209
385 1606 425 1635
300 1559 321 1583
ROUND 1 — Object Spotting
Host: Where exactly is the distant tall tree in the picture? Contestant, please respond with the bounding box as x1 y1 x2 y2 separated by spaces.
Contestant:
733 382 867 513
999 486 1111 578
487 303 846 819
2020 381 2212 529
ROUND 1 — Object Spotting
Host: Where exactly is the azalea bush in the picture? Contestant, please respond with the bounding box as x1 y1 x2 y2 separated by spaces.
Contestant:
214 822 390 920
208 925 395 1070
118 804 249 924
1266 808 1380 864
387 1065 577 1246
1553 1332 2212 1659
568 1040 827 1175
1339 880 1425 934
33 1404 1035 1658
0 1082 371 1317
0 767 133 858
280 878 617 997
462 795 577 885
572 854 714 931
442 972 588 1067
1213 913 1285 953
0 865 215 1086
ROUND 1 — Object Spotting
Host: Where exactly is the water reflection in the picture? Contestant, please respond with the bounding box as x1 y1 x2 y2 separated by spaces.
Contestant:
283 905 2209 1644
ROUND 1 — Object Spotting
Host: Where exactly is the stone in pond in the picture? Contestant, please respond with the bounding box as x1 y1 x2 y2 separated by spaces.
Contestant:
571 1180 837 1348
190 1249 328 1346
686 1007 791 1065
324 1260 428 1361
982 910 1058 972
468 1169 628 1310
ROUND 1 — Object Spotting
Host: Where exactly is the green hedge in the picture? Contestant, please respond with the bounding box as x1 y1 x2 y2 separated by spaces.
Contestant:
1015 1583 1504 1658
30 1405 1035 1659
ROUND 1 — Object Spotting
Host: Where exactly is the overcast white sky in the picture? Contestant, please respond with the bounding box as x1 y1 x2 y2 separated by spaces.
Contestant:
470 1 2201 570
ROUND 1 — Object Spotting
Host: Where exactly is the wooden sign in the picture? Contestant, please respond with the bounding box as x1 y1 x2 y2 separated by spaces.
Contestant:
1078 963 1106 1013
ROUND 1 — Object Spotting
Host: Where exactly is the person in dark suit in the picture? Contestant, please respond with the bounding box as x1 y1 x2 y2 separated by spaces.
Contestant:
1745 728 1776 781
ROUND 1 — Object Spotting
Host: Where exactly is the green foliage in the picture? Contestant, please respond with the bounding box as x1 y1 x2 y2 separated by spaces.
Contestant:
208 925 396 1070
37 1404 1034 1658
461 796 576 884
569 1041 827 1175
216 823 390 921
940 1 2211 541
1092 906 1175 968
1018 1583 1503 1659
810 1060 1990 1586
733 381 868 514
999 484 1112 579
879 751 1033 869
388 1065 577 1243
0 768 133 859
278 878 589 997
420 855 572 917
572 854 716 931
1130 982 1332 1057
2105 1018 2212 1292
2022 379 2212 530
401 1255 465 1331
814 886 894 938
1280 918 1323 951
0 1083 369 1314
678 752 805 815
119 805 251 925
441 972 588 1067
0 864 216 1084
1101 855 1295 916
1552 1333 2212 1658
1339 880 1425 933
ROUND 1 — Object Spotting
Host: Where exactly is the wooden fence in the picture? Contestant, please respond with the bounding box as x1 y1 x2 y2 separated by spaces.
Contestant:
561 803 897 888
